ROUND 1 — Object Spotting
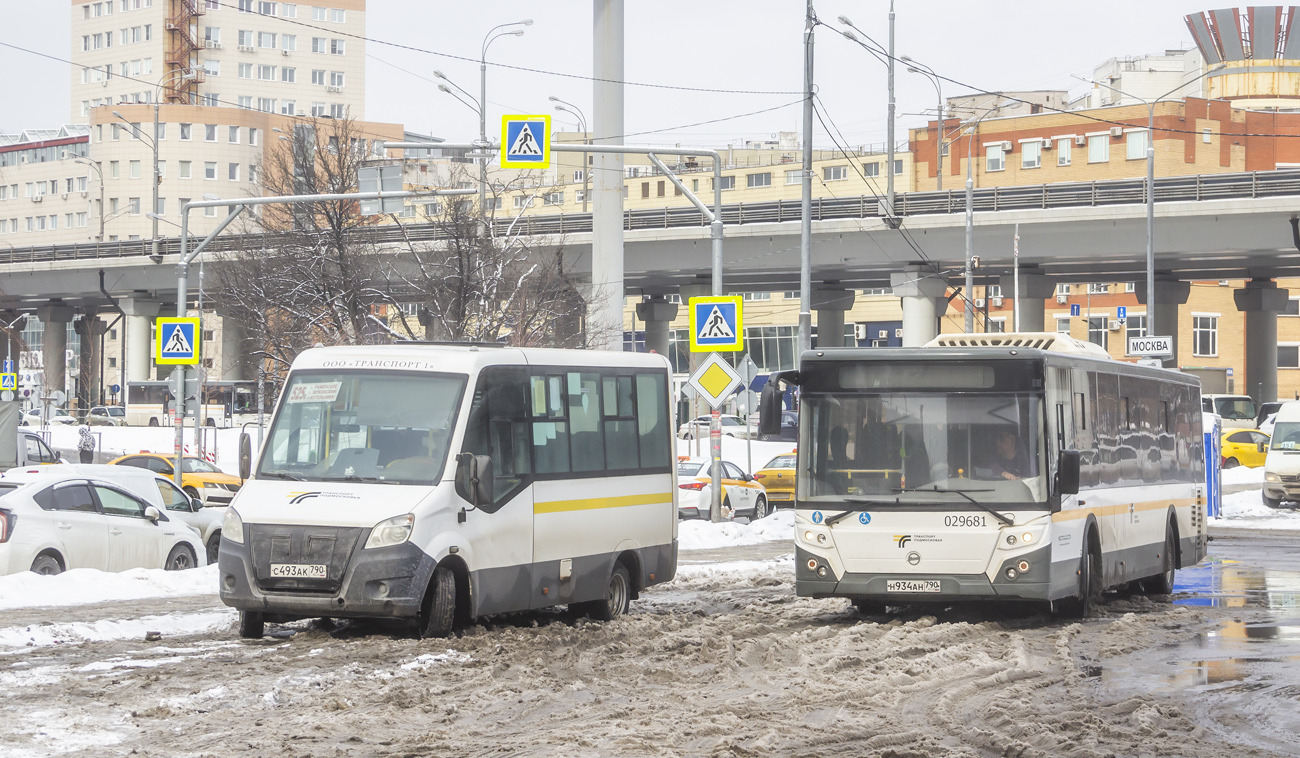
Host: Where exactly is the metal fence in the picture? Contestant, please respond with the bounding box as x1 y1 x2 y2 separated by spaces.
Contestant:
4 169 1299 265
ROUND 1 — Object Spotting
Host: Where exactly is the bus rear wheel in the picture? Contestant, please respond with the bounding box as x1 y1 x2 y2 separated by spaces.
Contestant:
1141 524 1177 595
584 564 631 622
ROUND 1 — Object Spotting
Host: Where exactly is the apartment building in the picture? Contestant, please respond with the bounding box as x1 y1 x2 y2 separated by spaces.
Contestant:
0 127 93 241
71 0 365 121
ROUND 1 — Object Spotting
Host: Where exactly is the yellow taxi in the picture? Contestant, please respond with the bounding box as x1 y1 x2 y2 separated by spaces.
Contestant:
108 452 242 504
753 451 797 508
1220 428 1270 469
676 457 770 520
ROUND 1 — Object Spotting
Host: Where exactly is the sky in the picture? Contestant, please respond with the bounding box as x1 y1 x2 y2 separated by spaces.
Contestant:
0 1 1230 148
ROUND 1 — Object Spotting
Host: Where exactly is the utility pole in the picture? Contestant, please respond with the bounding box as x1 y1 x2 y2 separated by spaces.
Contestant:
885 0 897 223
592 0 625 350
798 0 814 356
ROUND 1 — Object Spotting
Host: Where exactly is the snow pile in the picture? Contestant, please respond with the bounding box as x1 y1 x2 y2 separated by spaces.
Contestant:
678 509 793 550
0 565 218 611
1220 465 1265 487
0 609 234 650
1211 489 1300 530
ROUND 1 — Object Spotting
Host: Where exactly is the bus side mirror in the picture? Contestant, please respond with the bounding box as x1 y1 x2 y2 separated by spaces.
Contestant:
457 453 494 506
758 383 784 437
1057 450 1081 496
238 432 252 482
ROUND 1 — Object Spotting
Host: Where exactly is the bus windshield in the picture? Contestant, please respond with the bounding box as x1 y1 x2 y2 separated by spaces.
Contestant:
258 371 467 485
799 393 1046 504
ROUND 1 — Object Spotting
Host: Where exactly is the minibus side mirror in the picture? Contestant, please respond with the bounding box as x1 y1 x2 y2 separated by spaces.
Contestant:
759 371 797 438
238 432 253 482
457 453 494 506
1057 450 1081 496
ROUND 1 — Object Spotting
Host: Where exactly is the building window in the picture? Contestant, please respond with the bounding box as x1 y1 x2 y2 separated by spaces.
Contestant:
238 62 252 79
312 37 326 53
987 285 1002 299
543 192 564 206
1280 345 1300 368
330 71 344 87
227 125 239 144
1193 315 1218 356
179 161 192 179
741 292 771 301
329 103 345 118
204 162 217 180
1285 297 1300 316
280 100 296 115
986 143 1005 172
257 1 275 14
1055 283 1070 297
987 318 1006 333
1126 129 1148 161
1056 316 1071 334
249 128 260 146
312 5 326 20
746 172 771 188
238 95 253 109
329 8 345 22
1087 316 1108 350
258 32 276 48
204 124 217 141
1057 137 1072 166
784 170 804 184
713 175 735 191
179 123 192 141
228 163 240 181
280 3 296 17
1088 283 1108 294
281 34 296 51
238 29 252 47
1124 315 1148 354
893 159 903 175
1021 140 1041 169
823 165 848 181
864 162 880 177
281 67 295 82
258 64 277 80
1088 134 1109 163
1203 128 1212 144
129 160 141 179
330 39 345 55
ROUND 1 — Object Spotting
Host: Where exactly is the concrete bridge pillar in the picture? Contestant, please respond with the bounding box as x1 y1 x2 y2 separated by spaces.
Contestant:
1135 277 1191 367
812 289 856 348
74 312 106 408
890 266 949 346
36 302 73 399
1235 279 1290 403
635 296 679 357
998 269 1056 333
218 314 247 381
119 298 160 384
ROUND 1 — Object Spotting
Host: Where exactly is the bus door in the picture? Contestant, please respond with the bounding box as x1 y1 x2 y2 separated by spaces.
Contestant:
1045 367 1074 505
458 366 535 618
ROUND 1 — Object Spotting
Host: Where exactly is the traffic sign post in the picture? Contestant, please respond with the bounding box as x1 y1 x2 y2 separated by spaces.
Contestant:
687 352 745 522
1128 335 1173 357
500 115 551 169
1069 303 1081 317
1117 305 1127 325
688 296 744 352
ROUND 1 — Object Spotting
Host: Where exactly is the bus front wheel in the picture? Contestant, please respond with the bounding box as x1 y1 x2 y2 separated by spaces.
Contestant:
418 565 456 639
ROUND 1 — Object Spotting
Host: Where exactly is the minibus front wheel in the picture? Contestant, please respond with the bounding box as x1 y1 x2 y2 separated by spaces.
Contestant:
418 565 456 639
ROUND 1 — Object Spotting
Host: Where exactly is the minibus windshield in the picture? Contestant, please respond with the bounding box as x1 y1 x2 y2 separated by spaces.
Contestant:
258 371 467 485
799 392 1046 505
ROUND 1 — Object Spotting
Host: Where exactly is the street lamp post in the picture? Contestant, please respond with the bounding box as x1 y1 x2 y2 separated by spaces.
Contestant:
1083 63 1225 346
959 102 1003 333
901 56 943 191
478 20 531 220
549 96 590 213
73 157 105 241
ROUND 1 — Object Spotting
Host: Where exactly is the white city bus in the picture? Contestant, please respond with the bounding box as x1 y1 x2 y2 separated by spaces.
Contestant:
760 332 1208 616
126 380 263 427
218 344 678 638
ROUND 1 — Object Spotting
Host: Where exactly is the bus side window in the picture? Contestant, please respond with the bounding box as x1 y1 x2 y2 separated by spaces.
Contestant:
459 367 531 509
635 373 671 470
531 375 571 475
602 375 639 471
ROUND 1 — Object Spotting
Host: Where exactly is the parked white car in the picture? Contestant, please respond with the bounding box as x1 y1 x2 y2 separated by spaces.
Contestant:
0 467 206 576
677 414 756 440
676 457 770 520
5 463 227 565
21 407 77 426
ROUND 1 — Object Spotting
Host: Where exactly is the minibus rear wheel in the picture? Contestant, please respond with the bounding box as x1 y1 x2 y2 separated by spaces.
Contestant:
585 564 631 622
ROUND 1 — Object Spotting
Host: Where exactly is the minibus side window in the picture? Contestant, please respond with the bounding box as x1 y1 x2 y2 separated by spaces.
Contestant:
531 375 571 474
635 373 671 470
603 375 639 471
459 367 531 509
568 372 605 472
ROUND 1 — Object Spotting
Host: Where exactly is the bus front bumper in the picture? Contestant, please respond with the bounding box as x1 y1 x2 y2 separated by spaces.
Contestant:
217 534 436 622
795 545 1053 602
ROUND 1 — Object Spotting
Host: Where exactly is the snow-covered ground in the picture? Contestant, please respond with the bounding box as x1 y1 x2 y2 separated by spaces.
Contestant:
0 565 219 611
1211 464 1300 529
678 510 793 550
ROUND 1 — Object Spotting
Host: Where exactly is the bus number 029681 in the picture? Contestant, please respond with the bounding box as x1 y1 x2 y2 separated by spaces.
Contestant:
944 514 987 528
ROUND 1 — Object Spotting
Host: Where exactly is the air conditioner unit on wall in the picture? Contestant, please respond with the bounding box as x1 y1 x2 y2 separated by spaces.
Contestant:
1108 320 1122 331
31 195 42 203
1110 126 1124 138
1075 135 1086 146
1041 138 1053 150
853 324 867 340
1056 294 1068 304
974 298 986 308
990 296 1004 307
238 45 254 52
1000 140 1013 151
281 49 289 56
327 85 341 92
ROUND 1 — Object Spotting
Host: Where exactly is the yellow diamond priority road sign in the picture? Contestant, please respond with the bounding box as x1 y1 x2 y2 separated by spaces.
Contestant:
687 352 744 409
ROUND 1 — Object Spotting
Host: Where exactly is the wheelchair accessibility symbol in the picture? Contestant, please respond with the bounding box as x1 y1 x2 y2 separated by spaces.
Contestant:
859 512 871 525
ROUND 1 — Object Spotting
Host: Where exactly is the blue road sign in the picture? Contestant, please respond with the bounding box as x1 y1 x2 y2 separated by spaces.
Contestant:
156 318 200 365
1117 305 1127 323
1069 303 1080 317
500 115 551 168
689 296 743 352
0 373 15 391
2 359 12 374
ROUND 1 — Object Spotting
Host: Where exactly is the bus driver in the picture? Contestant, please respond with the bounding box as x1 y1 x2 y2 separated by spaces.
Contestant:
988 429 1029 480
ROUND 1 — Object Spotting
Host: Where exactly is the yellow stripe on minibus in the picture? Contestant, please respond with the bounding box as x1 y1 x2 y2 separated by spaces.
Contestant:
534 492 674 514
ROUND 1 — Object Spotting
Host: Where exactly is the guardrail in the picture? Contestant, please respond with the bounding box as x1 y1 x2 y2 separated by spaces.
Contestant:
3 169 1299 265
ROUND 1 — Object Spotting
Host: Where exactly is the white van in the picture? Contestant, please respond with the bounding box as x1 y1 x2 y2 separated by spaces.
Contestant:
1262 401 1300 507
217 345 678 639
1201 394 1258 430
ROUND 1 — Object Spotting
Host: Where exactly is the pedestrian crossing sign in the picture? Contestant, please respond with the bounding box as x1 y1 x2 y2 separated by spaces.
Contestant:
0 373 15 391
688 296 744 352
500 115 551 169
155 317 200 365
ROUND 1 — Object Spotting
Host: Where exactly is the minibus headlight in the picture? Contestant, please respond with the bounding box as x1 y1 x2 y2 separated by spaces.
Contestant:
1265 472 1280 483
365 514 414 549
221 508 245 545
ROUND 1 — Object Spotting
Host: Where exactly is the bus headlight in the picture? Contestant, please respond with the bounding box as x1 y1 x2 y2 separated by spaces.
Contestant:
365 514 414 549
221 508 245 545
800 528 832 547
1266 472 1280 483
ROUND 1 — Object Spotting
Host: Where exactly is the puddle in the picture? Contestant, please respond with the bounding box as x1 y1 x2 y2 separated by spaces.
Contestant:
1173 558 1300 610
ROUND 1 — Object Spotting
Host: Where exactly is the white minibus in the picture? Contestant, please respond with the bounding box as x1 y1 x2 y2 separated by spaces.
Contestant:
761 332 1209 616
218 344 678 638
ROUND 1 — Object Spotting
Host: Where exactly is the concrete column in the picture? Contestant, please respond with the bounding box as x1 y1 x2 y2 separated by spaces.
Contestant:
812 289 856 348
890 266 949 346
591 0 625 350
998 269 1056 333
1135 277 1191 367
219 314 246 380
74 313 107 408
36 302 73 399
120 298 160 385
1234 279 1290 403
635 296 679 357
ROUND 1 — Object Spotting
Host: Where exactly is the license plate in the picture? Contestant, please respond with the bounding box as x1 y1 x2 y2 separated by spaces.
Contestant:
768 492 792 500
886 579 941 593
270 563 327 579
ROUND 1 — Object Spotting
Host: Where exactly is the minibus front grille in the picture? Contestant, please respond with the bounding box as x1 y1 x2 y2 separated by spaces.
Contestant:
249 524 363 593
1279 474 1300 484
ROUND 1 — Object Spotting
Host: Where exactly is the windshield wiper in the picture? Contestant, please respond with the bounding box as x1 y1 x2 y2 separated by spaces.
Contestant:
892 485 1014 526
318 474 398 484
820 498 893 525
259 471 306 481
